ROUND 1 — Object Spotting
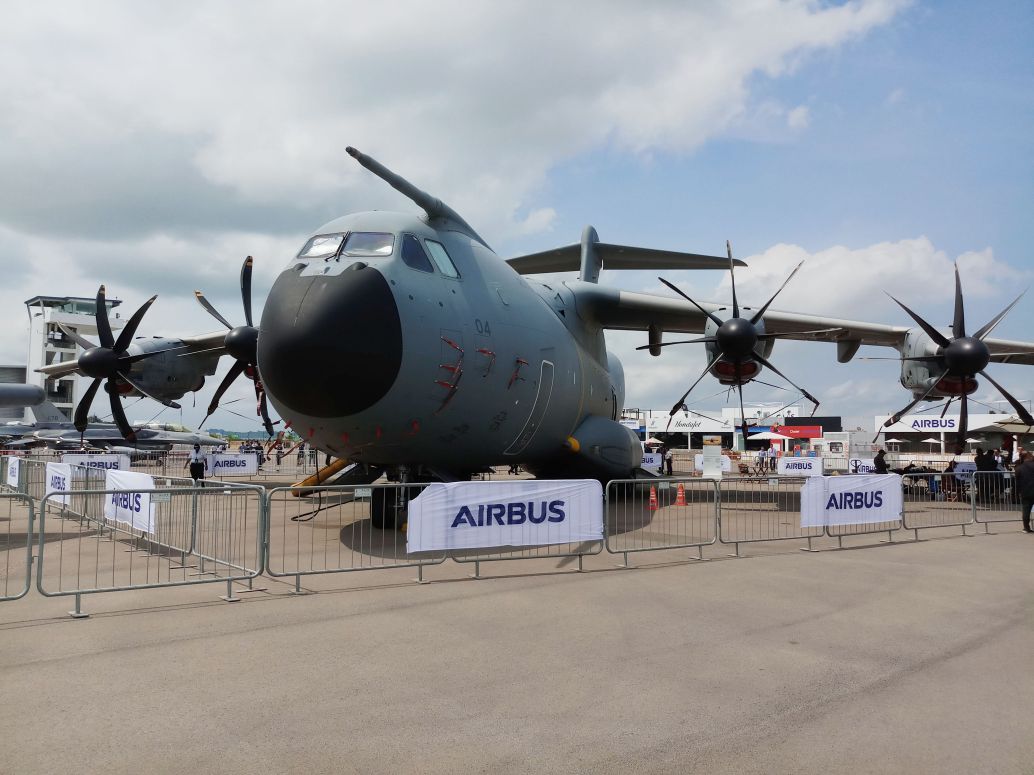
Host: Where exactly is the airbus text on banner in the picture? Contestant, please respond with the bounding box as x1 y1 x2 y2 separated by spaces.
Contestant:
104 469 156 534
801 474 903 527
44 462 72 505
5 457 20 489
641 452 662 473
777 457 823 477
61 454 131 473
207 453 259 476
407 480 604 553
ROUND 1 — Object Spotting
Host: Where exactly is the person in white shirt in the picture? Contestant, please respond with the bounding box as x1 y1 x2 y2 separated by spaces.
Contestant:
184 444 207 486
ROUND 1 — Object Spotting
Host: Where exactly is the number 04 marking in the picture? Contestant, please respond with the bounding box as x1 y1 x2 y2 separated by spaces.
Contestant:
474 318 491 335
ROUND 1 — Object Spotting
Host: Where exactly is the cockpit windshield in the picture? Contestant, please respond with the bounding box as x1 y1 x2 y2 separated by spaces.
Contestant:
295 231 395 261
297 233 345 259
342 232 394 257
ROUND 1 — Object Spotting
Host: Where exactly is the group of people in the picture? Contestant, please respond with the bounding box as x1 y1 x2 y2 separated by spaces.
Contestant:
755 447 778 471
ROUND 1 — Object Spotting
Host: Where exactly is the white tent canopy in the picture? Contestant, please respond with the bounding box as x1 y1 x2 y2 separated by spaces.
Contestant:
749 431 793 440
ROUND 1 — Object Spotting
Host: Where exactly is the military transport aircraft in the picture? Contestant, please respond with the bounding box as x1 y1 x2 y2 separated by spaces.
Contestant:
42 146 1034 526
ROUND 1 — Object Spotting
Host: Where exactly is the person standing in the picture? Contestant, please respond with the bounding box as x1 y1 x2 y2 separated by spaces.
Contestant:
184 444 207 487
664 447 673 476
873 449 889 474
1014 451 1034 533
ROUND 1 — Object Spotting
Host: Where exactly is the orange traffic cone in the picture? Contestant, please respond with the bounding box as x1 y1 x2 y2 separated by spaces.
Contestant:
675 482 687 506
648 486 659 511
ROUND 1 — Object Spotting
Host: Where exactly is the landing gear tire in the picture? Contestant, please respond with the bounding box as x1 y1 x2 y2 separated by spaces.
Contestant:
371 486 417 530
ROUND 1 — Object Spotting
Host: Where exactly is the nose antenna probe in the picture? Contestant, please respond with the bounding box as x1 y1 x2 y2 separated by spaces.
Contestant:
346 146 489 249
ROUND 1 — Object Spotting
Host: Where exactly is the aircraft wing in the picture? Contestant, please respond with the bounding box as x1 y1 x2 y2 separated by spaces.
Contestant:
569 282 1034 363
507 244 743 275
35 331 227 378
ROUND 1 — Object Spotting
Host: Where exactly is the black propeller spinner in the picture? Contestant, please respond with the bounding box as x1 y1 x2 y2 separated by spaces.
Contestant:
60 286 177 442
194 256 274 437
877 264 1033 447
642 241 823 440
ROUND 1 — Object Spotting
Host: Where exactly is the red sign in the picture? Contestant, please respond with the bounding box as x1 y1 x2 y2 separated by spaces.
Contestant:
771 425 823 439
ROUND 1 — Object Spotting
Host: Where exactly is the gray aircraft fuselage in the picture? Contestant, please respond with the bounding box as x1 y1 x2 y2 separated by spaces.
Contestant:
258 211 630 480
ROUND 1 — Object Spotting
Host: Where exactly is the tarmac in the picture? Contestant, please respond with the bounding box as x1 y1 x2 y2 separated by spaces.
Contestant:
1 482 1033 774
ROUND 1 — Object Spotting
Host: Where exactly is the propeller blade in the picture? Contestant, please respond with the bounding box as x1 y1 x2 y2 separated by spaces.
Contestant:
734 366 749 441
668 353 722 416
658 278 724 328
635 337 715 351
55 323 98 352
752 353 820 410
749 261 805 325
751 379 789 392
113 294 158 353
95 286 114 349
973 290 1027 341
957 390 968 446
940 397 954 418
207 360 247 415
727 241 739 318
117 371 181 409
257 386 275 438
979 370 1034 426
123 345 188 364
107 381 136 441
952 264 966 339
241 256 254 327
194 290 234 330
885 293 951 348
757 327 841 339
858 356 943 362
73 378 102 432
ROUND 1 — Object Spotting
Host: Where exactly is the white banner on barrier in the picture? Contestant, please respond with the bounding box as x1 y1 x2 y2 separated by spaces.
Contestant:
801 474 903 527
207 453 258 476
641 452 662 473
44 462 72 505
104 469 156 534
407 479 603 552
777 457 824 477
5 456 20 489
61 454 131 474
694 454 732 473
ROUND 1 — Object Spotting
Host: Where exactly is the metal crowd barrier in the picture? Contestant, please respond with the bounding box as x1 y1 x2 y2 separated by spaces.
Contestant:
972 471 1023 531
605 478 718 565
36 483 264 617
0 492 35 601
717 476 824 554
900 471 975 538
266 483 446 590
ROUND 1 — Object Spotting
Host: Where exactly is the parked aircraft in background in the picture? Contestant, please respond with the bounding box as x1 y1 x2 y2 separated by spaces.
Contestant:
0 402 223 451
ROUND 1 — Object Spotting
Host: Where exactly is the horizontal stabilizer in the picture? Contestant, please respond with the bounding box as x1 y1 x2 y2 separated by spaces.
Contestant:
507 243 744 275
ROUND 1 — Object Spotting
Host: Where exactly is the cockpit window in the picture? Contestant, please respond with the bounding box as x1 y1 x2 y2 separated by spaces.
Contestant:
401 234 434 273
297 233 344 259
424 239 461 278
343 232 394 257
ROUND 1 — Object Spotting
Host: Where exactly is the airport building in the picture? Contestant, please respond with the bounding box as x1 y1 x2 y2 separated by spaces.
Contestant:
20 295 124 422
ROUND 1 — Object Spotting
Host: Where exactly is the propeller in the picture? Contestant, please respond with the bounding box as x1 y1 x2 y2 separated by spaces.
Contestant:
194 257 274 437
877 264 1033 447
64 286 176 442
652 242 820 442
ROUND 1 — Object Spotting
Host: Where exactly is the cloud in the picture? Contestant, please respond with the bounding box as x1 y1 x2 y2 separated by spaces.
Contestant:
0 0 906 245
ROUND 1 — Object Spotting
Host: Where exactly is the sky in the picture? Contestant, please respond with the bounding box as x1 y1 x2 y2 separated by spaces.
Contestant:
0 0 1031 433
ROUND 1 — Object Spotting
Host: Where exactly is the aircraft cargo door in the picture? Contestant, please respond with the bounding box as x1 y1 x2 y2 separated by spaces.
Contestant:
504 359 555 456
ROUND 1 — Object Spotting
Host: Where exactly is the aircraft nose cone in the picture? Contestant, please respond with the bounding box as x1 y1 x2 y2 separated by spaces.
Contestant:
716 317 758 359
257 265 402 417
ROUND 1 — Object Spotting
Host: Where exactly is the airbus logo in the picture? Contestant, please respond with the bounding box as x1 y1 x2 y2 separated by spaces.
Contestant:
910 419 956 429
826 491 885 510
451 500 566 528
